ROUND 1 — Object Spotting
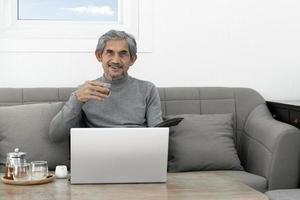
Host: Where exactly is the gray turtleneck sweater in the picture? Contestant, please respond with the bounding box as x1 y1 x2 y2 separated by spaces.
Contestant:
49 75 163 142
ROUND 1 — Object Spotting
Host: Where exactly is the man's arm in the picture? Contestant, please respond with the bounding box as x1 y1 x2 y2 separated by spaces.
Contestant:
49 94 84 143
146 85 163 127
49 80 110 142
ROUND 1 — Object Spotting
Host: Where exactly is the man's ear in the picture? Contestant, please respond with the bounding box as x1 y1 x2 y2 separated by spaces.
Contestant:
95 50 102 62
130 55 137 66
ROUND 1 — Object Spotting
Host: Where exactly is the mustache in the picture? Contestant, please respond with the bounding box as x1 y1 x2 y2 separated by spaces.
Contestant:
109 63 123 69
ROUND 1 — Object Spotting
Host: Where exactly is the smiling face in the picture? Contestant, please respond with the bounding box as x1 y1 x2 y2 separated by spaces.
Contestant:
95 39 137 80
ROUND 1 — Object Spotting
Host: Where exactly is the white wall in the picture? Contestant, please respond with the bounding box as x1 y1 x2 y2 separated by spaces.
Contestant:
1 0 300 100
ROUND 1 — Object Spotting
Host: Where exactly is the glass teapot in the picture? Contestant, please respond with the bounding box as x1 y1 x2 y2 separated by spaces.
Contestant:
4 148 26 180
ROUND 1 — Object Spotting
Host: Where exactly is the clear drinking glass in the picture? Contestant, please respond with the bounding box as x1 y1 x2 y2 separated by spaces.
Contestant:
31 161 48 180
102 82 111 97
13 163 31 181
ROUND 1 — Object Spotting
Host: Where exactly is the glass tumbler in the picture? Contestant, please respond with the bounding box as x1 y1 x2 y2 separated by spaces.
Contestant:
13 163 31 181
102 82 111 97
31 161 48 180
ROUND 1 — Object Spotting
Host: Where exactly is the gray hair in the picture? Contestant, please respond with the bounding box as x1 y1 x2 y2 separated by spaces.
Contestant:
96 30 137 59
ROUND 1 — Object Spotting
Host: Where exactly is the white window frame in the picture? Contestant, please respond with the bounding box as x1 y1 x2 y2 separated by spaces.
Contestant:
0 0 152 52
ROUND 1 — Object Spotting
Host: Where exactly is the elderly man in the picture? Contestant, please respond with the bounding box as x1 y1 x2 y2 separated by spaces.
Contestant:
49 30 162 142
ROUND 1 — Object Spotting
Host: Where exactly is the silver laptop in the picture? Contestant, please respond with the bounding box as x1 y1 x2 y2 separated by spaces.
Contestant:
70 127 169 184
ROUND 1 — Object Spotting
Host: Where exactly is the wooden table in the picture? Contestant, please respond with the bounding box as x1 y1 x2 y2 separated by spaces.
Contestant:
0 172 268 200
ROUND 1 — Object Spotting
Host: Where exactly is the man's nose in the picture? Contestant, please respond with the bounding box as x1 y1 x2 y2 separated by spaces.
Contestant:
111 54 121 63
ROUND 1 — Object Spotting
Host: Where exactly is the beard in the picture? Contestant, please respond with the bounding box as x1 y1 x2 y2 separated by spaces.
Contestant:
108 65 127 80
111 72 127 80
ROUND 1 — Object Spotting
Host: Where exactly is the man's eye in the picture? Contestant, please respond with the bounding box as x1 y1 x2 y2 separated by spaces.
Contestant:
105 50 113 55
119 52 129 57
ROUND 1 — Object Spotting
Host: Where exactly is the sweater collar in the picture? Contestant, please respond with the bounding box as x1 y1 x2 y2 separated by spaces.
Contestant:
99 73 129 85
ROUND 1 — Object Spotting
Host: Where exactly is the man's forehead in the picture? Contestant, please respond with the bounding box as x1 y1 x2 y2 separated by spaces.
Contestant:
104 39 129 51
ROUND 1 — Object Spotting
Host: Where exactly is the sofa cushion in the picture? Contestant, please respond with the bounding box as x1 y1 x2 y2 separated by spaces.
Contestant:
213 170 267 192
265 189 300 200
167 113 243 172
0 102 69 170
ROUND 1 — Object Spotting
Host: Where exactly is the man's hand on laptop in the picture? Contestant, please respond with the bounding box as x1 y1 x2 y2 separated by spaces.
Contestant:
75 80 110 102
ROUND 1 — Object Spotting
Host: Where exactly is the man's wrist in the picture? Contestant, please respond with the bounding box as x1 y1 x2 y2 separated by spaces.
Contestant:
70 92 84 107
74 91 80 101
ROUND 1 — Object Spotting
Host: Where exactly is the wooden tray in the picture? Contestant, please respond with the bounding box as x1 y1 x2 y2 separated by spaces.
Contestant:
1 174 55 185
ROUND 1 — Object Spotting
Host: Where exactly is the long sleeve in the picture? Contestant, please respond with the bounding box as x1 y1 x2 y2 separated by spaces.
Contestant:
146 86 163 127
49 93 84 143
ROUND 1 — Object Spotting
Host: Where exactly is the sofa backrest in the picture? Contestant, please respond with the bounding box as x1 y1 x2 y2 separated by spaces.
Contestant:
0 87 266 159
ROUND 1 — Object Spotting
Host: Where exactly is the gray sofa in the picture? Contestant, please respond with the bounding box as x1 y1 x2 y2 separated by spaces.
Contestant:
0 87 300 193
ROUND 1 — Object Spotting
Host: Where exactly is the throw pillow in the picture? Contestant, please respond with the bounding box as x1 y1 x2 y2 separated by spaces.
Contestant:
0 102 69 170
166 113 243 172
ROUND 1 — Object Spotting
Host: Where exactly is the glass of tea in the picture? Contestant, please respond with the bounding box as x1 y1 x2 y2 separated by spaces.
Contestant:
102 82 111 97
13 163 31 181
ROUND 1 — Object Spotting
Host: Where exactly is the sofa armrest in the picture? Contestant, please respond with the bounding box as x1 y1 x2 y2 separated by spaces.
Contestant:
243 104 300 190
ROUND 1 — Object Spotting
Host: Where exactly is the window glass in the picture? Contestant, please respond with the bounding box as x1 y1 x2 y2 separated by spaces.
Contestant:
18 0 119 22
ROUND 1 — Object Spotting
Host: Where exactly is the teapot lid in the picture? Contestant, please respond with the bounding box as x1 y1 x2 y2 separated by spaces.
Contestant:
7 148 26 158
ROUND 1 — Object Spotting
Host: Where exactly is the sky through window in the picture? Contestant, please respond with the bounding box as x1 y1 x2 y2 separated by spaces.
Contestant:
18 0 118 22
